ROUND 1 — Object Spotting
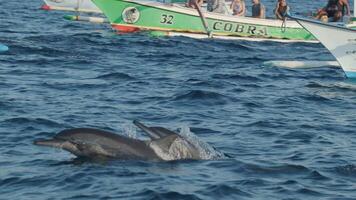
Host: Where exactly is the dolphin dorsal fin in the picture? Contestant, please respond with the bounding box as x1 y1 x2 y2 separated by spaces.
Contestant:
133 120 177 140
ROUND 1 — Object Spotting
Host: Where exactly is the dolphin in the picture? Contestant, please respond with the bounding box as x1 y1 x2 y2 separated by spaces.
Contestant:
34 121 202 161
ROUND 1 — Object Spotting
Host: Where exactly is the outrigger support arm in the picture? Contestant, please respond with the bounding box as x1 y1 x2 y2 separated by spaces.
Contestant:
193 1 213 38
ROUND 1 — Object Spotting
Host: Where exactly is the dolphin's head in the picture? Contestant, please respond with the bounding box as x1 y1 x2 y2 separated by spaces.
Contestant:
34 138 81 154
34 128 89 154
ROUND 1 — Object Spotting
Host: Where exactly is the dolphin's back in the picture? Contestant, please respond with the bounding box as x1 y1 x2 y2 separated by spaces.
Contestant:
54 128 159 160
56 128 131 142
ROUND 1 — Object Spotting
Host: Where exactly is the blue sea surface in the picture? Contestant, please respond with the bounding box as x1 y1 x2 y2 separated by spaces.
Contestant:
1 0 356 199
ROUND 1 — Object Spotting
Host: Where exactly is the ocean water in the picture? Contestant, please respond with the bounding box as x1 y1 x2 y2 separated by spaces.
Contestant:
1 0 356 199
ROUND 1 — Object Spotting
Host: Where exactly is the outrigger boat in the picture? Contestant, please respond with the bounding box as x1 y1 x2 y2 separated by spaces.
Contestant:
41 0 109 23
292 16 356 78
41 0 101 13
91 0 317 42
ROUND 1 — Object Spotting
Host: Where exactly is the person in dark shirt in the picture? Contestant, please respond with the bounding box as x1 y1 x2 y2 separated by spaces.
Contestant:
315 0 350 22
274 0 289 20
251 0 265 18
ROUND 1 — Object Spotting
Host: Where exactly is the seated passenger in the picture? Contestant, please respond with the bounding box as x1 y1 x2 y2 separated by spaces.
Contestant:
315 0 349 22
251 0 266 18
231 0 246 16
207 0 227 14
274 0 289 20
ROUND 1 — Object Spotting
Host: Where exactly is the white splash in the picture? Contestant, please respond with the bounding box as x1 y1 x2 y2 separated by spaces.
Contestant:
121 122 138 139
178 125 225 160
149 137 196 161
149 125 225 161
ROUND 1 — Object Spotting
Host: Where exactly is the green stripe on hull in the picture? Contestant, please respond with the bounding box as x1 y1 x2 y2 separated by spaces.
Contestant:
92 0 315 41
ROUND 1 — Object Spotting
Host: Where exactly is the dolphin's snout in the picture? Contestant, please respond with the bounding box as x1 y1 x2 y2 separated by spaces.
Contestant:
33 139 65 148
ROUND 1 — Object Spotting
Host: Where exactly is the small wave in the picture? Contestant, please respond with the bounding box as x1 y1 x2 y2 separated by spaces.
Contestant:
134 189 201 200
172 90 232 105
212 73 261 82
281 132 314 141
0 176 49 188
173 90 223 100
95 72 134 80
42 81 108 90
306 170 330 181
296 188 325 196
3 117 62 127
245 163 310 175
243 120 282 129
236 178 270 187
184 79 218 87
305 82 356 94
200 184 252 198
209 39 254 50
305 82 328 89
301 93 332 102
334 164 356 177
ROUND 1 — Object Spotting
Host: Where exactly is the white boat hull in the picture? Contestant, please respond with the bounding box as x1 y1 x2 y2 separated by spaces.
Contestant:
43 0 101 13
293 17 356 78
163 32 318 43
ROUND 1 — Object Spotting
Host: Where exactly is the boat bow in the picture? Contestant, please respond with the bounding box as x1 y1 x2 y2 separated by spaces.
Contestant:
291 16 356 78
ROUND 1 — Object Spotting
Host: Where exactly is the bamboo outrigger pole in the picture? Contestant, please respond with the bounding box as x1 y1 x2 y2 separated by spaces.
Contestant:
193 1 213 38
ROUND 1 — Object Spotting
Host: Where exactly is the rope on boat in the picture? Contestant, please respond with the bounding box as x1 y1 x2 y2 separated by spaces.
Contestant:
193 1 213 38
280 9 290 33
74 0 81 19
281 17 287 33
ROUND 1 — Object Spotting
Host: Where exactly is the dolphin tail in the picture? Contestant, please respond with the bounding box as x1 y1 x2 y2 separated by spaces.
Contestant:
34 138 66 148
133 120 177 140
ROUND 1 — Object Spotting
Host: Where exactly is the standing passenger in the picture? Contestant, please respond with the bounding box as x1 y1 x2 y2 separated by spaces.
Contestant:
338 0 351 16
231 0 246 16
251 0 266 18
274 0 289 20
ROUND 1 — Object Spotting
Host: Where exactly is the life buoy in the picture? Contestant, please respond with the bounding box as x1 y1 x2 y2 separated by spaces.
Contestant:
122 7 140 24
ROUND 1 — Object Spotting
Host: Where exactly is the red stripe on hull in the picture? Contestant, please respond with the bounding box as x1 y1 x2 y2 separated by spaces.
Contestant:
41 4 51 10
112 25 140 33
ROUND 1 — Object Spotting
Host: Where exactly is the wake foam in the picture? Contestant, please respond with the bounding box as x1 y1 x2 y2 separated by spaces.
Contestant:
149 125 225 161
178 125 225 160
121 123 138 139
263 60 339 69
149 137 196 161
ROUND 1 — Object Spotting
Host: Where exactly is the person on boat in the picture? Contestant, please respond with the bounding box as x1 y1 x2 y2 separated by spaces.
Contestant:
251 0 265 18
186 0 203 9
315 0 350 22
207 0 227 14
230 0 246 16
274 0 289 20
338 0 351 16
